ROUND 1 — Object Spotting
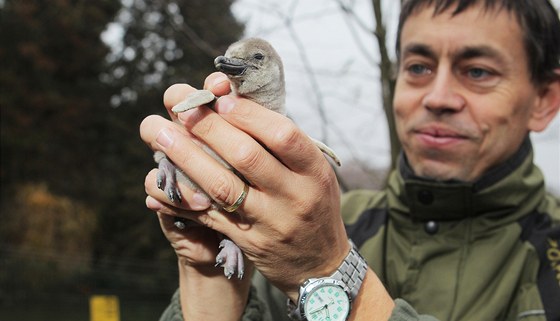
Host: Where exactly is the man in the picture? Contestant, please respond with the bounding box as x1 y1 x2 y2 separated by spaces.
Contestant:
140 0 560 320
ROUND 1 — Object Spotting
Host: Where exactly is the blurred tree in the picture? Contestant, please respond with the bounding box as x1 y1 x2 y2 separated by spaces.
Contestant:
0 0 244 300
0 0 120 198
96 0 244 263
0 183 96 300
105 0 244 107
0 0 120 300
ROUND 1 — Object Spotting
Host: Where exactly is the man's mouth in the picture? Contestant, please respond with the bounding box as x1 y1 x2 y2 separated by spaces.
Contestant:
414 126 469 147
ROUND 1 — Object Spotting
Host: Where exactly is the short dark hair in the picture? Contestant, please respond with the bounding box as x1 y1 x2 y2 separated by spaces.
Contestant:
396 0 560 85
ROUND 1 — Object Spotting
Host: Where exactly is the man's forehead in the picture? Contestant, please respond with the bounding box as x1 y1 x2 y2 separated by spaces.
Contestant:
401 42 508 63
399 3 524 60
410 0 516 20
405 1 519 27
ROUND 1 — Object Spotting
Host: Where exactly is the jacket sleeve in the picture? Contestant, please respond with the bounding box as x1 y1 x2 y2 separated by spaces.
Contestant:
158 285 270 321
389 299 440 321
158 289 182 321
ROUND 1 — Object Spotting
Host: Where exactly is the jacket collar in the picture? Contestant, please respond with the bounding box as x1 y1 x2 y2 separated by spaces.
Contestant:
388 137 545 221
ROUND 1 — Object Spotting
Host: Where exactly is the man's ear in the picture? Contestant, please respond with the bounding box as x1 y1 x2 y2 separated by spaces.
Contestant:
528 69 560 132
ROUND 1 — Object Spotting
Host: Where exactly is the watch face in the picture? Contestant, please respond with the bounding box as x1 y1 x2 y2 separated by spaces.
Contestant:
303 281 350 321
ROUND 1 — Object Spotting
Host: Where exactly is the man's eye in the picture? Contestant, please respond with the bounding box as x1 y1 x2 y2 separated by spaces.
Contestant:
467 68 490 79
407 64 430 76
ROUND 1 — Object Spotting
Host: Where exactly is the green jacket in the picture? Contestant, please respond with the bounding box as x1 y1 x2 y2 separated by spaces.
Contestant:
160 139 560 321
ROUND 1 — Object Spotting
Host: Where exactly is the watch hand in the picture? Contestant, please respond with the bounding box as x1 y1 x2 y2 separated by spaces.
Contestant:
309 304 328 315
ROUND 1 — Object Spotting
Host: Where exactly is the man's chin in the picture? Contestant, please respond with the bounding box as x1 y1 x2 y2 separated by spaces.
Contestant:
410 159 473 182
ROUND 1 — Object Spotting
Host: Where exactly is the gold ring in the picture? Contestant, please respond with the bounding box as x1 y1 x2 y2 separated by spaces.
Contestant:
223 183 249 213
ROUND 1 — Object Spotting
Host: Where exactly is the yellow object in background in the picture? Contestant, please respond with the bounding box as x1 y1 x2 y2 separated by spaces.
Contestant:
90 295 120 321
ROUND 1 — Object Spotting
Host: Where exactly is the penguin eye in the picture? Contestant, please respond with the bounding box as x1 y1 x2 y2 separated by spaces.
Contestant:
253 53 264 60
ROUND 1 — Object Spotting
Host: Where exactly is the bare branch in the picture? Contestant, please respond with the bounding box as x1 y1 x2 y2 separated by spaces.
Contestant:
166 4 222 57
334 0 378 68
371 0 401 171
330 0 401 172
333 0 376 36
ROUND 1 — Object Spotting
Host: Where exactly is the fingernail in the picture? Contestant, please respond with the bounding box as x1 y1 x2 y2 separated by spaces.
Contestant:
146 196 163 211
192 192 211 209
177 108 197 123
212 74 229 88
156 128 174 148
215 95 236 114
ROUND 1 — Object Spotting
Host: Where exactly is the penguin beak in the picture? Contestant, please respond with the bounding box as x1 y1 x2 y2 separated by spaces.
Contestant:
214 56 248 76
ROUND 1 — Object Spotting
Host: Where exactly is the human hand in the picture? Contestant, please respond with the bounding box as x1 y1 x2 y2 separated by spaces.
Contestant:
144 72 234 270
146 196 222 268
141 72 349 301
143 74 253 321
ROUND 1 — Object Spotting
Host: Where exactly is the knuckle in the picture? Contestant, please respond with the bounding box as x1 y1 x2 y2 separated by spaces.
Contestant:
275 226 298 243
197 213 214 229
191 113 215 138
315 165 337 188
292 198 317 221
207 174 237 206
270 122 302 150
232 144 263 170
193 115 215 137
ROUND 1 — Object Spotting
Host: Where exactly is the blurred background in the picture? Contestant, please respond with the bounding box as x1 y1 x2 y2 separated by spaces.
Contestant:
1 1 558 320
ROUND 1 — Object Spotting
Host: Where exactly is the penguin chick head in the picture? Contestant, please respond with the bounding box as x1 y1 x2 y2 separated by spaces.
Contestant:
214 38 285 113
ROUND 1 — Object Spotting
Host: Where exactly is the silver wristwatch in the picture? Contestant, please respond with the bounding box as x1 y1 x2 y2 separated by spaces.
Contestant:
287 239 368 321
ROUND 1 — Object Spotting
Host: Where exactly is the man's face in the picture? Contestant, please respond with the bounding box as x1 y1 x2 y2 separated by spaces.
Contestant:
393 4 544 182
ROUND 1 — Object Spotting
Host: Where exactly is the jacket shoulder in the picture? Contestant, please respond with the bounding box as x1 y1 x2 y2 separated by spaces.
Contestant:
342 189 388 248
341 189 387 224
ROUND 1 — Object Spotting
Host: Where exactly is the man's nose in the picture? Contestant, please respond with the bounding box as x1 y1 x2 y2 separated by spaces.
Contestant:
422 69 465 114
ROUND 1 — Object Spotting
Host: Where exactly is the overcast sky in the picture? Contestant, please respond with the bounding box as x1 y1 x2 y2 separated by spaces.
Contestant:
231 0 560 194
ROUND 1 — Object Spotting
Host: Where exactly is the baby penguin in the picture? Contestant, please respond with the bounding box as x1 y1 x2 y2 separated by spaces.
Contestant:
155 38 340 280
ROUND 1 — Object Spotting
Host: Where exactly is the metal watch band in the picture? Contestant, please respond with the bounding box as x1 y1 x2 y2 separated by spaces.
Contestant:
286 239 368 320
331 239 368 299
